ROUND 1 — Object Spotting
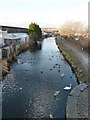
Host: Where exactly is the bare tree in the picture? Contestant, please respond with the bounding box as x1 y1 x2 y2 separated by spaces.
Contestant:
60 21 85 39
60 21 88 51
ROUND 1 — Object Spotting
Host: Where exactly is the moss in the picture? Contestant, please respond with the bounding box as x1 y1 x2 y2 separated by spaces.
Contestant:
55 38 88 83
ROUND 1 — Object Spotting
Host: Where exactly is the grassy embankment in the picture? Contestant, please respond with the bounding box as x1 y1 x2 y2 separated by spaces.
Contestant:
55 38 88 83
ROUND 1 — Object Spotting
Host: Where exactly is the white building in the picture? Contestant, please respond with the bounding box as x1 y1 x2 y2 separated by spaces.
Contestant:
0 29 8 44
4 36 21 46
0 31 29 59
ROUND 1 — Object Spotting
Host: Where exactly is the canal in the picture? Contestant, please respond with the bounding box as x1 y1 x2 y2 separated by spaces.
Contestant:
2 37 78 118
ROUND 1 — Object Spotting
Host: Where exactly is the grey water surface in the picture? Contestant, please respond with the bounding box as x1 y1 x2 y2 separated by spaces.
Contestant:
2 37 78 118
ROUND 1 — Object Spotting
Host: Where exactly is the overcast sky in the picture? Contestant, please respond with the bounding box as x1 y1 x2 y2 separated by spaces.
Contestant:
0 0 89 28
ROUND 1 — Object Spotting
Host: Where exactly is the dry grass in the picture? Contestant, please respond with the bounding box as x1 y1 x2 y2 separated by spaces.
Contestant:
2 43 30 76
56 38 88 83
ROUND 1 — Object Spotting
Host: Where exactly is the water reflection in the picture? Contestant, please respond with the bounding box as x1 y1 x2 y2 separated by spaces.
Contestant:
29 41 42 53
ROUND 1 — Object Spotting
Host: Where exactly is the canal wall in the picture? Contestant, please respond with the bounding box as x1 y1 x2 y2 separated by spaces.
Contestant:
0 83 2 120
2 42 30 76
66 83 88 119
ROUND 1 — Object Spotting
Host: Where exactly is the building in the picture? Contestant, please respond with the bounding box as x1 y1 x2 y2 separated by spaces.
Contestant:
0 29 8 44
4 36 21 46
0 30 29 59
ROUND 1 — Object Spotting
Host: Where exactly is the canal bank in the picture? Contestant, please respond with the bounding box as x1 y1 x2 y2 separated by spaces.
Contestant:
55 37 88 83
55 37 88 119
2 42 29 76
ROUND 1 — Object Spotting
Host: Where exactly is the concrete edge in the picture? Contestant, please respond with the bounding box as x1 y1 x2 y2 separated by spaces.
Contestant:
66 83 88 119
0 83 2 120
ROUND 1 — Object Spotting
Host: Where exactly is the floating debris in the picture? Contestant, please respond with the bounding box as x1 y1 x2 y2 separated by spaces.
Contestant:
53 66 55 68
14 87 17 90
54 91 60 96
41 71 43 73
3 86 6 89
19 87 23 91
49 114 53 118
21 62 24 64
29 104 31 107
61 73 64 77
9 87 12 89
25 109 28 112
16 82 19 85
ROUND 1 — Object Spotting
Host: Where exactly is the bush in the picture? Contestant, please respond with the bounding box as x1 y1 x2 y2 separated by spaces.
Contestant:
28 23 42 41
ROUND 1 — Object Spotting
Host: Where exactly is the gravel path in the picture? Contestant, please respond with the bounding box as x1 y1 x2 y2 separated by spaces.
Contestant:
61 39 88 72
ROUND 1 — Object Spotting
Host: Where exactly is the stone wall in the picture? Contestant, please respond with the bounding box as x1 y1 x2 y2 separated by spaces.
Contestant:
66 83 88 119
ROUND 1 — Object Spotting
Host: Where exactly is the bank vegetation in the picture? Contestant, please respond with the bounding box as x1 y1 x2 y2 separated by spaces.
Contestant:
55 37 88 83
59 21 88 52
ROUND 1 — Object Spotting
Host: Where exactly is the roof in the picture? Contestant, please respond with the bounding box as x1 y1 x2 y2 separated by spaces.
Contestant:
4 36 21 40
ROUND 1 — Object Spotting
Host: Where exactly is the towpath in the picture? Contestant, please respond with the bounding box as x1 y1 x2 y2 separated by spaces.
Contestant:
60 39 88 72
